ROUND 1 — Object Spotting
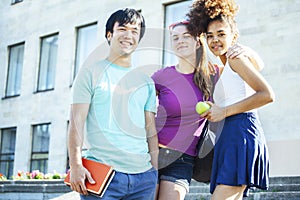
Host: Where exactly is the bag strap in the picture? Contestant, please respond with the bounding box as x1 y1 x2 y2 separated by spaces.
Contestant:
198 120 209 141
210 66 220 100
194 67 220 137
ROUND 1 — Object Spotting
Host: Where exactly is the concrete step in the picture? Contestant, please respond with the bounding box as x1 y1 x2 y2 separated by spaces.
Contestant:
189 184 209 193
185 193 210 200
185 191 300 200
191 176 300 185
186 176 300 200
269 176 300 184
246 191 300 200
264 183 300 192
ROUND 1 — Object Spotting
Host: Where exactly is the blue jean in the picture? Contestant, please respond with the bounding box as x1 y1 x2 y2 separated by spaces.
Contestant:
80 167 158 200
158 148 195 192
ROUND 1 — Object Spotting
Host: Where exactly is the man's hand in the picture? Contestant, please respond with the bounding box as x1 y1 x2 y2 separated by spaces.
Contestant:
69 165 95 195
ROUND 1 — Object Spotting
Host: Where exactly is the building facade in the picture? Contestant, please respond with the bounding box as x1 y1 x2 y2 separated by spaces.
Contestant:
0 0 299 179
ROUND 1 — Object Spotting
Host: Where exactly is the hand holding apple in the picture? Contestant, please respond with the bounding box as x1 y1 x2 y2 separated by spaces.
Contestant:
195 101 211 115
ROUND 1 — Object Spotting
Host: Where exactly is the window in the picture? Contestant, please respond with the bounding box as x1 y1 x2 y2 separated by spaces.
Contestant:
163 0 192 66
30 124 50 173
11 0 23 5
0 128 16 179
73 23 97 80
5 43 25 97
37 34 58 92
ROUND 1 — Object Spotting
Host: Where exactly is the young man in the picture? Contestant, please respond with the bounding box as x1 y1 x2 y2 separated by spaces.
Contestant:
68 8 158 200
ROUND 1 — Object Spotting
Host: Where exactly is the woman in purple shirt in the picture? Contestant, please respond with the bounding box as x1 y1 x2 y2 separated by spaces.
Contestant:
152 21 211 200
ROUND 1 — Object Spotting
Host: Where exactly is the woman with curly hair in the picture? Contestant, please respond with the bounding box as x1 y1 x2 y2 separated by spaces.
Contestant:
188 0 275 199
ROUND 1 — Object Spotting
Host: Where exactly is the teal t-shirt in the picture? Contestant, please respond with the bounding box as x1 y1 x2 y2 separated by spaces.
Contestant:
71 59 156 173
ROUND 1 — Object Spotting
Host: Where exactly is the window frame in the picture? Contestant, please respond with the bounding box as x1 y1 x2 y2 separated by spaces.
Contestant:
30 123 51 173
0 127 17 179
4 42 25 98
73 22 98 81
11 0 23 5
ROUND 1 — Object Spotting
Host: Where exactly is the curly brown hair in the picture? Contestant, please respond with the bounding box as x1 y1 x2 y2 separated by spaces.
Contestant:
187 0 239 36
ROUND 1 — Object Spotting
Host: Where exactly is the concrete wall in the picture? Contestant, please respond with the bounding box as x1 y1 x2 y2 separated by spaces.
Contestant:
236 0 300 176
0 0 299 176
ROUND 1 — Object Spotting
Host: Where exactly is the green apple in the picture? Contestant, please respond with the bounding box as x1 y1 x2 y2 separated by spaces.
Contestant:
195 101 210 114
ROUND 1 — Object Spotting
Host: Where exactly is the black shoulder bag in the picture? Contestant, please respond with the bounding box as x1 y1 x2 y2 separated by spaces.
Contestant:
192 72 220 183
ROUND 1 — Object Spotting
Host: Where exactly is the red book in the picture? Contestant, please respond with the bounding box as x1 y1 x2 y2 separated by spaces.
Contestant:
64 158 115 197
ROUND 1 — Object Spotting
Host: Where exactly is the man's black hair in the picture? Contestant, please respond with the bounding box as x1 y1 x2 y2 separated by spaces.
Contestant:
105 8 146 44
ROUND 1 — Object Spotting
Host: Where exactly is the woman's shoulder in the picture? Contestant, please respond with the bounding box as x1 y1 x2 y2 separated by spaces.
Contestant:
152 66 175 78
157 66 175 73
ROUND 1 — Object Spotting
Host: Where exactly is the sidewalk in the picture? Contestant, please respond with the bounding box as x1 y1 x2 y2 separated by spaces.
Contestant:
51 191 79 200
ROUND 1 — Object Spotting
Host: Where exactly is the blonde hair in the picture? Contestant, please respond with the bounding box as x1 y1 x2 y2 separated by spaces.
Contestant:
194 34 211 100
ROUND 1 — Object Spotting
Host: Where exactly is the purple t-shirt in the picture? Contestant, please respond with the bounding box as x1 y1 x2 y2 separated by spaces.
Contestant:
152 66 206 156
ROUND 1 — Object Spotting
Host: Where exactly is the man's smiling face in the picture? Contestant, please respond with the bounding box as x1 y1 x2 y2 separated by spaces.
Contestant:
107 21 141 57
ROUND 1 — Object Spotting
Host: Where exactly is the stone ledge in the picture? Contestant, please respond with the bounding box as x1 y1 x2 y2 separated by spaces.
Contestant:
0 180 71 193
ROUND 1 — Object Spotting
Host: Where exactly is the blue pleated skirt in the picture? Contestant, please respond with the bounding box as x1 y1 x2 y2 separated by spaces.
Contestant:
210 112 269 196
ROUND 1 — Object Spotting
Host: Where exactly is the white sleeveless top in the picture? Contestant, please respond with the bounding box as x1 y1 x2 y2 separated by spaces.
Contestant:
213 61 255 110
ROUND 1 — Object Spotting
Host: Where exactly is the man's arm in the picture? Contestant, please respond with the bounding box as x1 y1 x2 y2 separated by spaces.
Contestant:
68 103 94 195
145 111 159 169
